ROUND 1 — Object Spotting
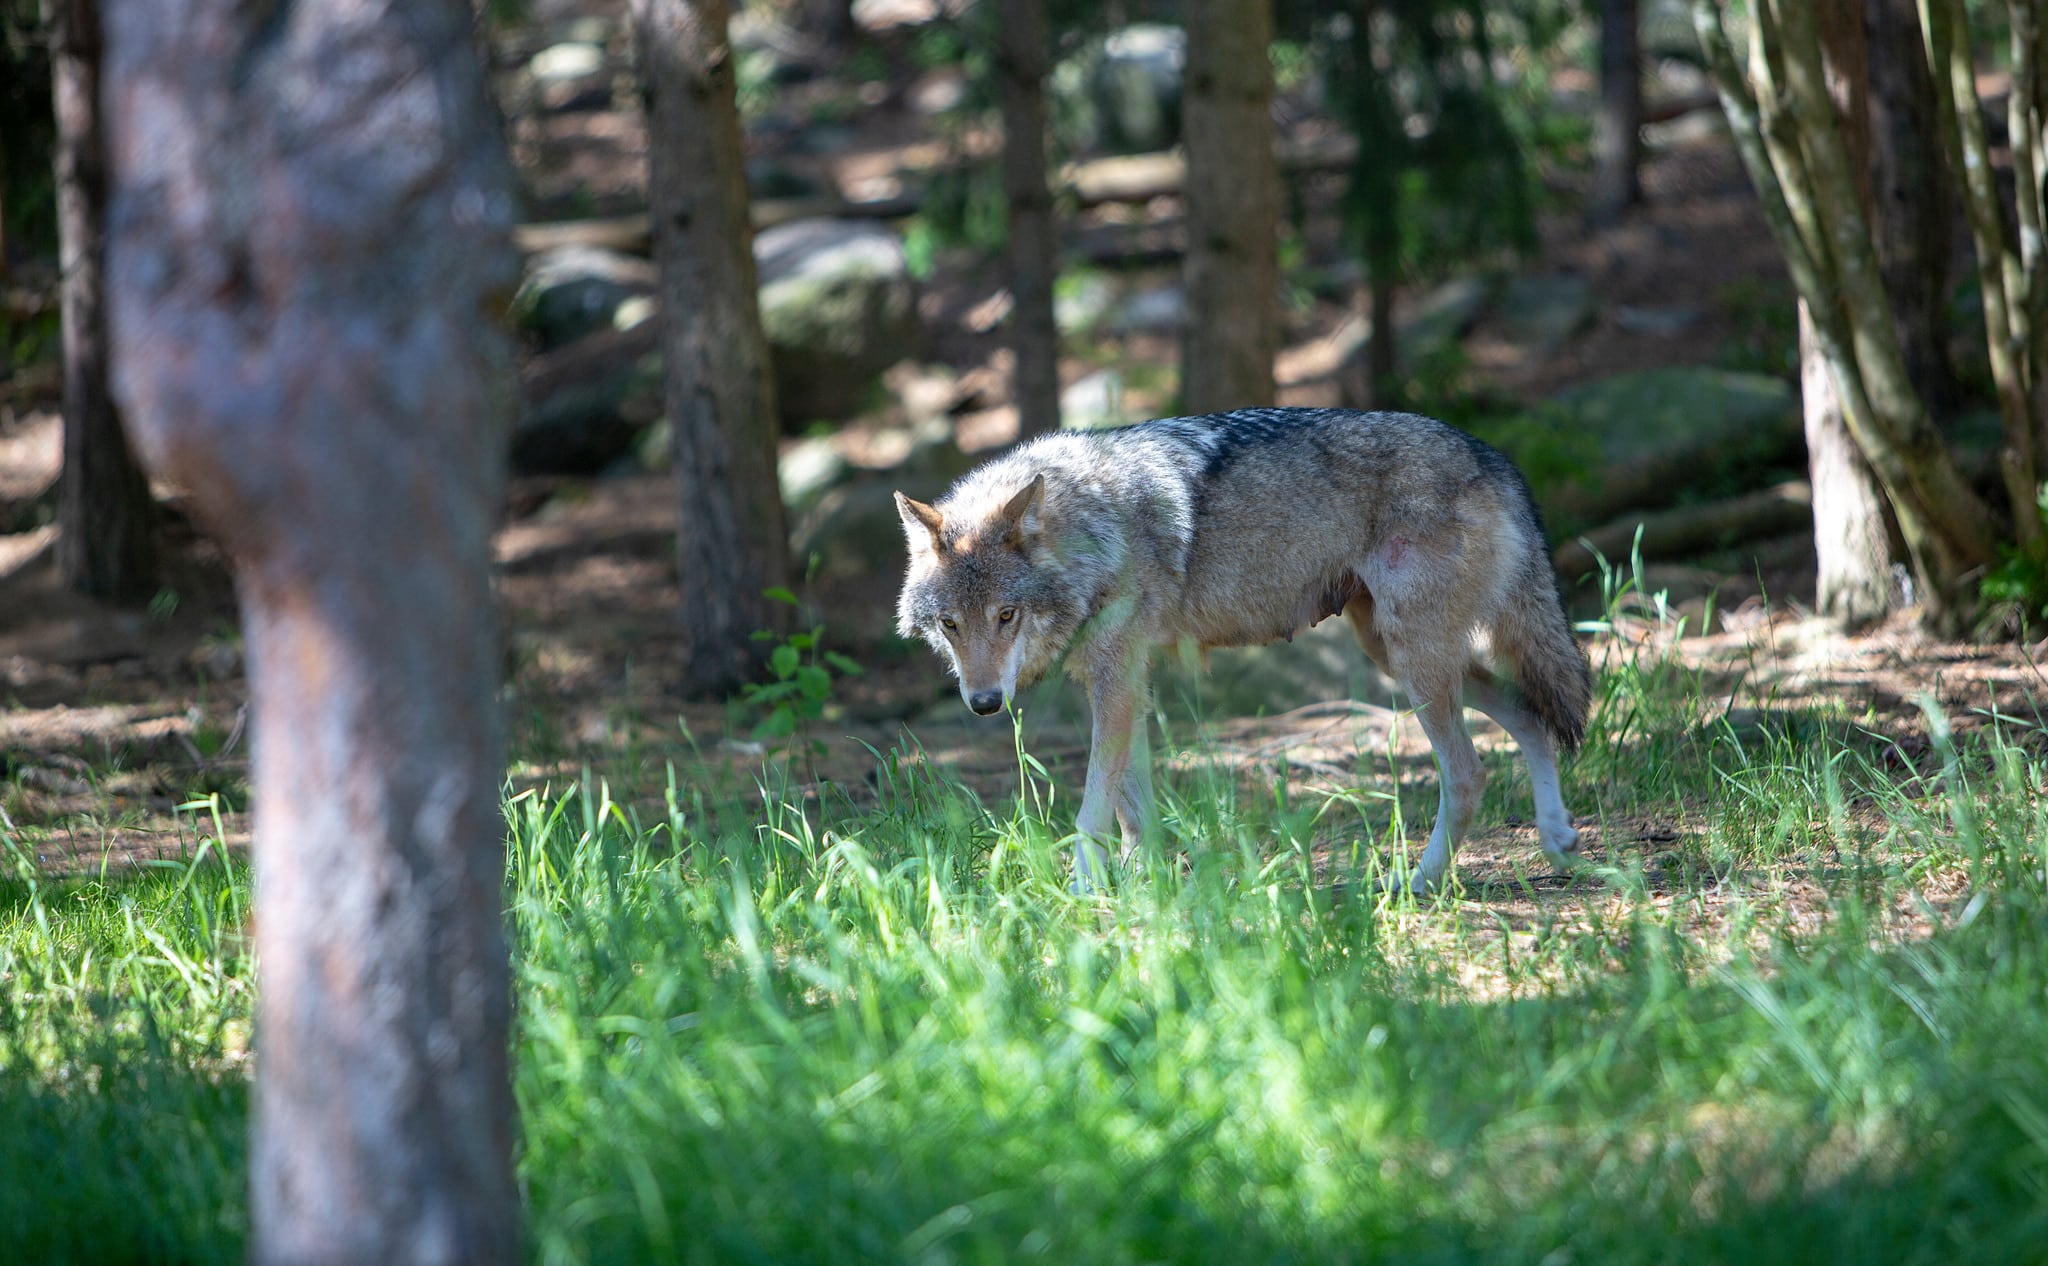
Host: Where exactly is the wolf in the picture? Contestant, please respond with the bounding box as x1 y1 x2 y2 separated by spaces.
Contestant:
894 407 1592 894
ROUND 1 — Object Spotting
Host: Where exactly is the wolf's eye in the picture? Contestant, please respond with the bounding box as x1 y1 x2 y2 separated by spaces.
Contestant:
939 617 958 632
997 608 1017 624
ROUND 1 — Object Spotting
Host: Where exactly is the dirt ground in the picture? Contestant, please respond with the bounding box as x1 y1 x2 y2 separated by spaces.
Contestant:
1 21 2039 926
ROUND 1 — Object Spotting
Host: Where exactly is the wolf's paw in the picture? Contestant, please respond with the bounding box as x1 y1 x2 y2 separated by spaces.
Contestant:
1540 824 1583 871
1374 868 1444 897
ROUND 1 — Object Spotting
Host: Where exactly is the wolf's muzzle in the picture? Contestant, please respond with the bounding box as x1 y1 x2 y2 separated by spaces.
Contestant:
967 690 1004 716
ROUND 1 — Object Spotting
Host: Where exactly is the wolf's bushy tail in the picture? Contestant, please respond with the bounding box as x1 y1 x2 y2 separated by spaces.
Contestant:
1496 566 1593 753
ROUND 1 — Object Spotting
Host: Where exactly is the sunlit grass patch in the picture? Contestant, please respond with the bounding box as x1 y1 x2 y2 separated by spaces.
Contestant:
2 631 2046 1264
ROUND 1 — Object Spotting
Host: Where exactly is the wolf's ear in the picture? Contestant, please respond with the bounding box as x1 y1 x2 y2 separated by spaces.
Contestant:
895 491 945 554
998 474 1045 549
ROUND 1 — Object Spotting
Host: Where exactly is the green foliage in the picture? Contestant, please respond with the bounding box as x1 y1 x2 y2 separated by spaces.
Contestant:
1326 1 1559 288
0 0 56 261
739 587 864 751
1979 484 2048 631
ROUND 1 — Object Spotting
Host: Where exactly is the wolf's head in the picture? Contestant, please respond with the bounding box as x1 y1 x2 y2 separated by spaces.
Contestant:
894 474 1073 715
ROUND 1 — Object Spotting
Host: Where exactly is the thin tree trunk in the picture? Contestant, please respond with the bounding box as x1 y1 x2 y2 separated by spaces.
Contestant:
1865 0 1958 422
633 0 790 696
1590 0 1642 227
1804 304 1896 624
998 0 1061 437
2005 0 2048 479
48 0 155 603
1804 0 1895 627
1180 0 1280 412
101 1 521 1261
1921 0 2037 542
1348 0 1401 408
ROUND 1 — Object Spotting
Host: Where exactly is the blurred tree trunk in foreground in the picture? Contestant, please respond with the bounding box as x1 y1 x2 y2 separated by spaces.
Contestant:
998 0 1061 437
1590 0 1642 226
633 0 790 695
1180 0 1280 411
101 0 521 1260
48 0 155 602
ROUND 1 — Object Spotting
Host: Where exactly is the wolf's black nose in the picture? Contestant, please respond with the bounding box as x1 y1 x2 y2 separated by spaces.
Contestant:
968 690 1004 716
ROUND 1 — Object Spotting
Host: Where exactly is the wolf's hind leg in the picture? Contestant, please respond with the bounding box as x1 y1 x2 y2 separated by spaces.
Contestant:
1399 663 1486 894
1464 668 1580 867
1348 595 1482 892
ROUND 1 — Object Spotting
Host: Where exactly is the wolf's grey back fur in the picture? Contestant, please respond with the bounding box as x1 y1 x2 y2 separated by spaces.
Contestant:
909 407 1589 750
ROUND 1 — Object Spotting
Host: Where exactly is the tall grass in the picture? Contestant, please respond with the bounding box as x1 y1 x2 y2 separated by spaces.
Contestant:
3 648 2046 1263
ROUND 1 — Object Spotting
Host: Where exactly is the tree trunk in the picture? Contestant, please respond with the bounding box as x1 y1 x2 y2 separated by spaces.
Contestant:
1695 0 1999 627
1922 0 2039 543
997 0 1061 437
1804 0 1896 628
1179 0 1280 412
1589 0 1642 227
48 0 155 603
633 0 791 696
1803 304 1897 624
1864 0 1958 422
101 1 521 1262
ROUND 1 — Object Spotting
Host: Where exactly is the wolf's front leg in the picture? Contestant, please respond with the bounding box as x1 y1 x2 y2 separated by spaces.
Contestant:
1072 653 1145 894
1115 695 1157 862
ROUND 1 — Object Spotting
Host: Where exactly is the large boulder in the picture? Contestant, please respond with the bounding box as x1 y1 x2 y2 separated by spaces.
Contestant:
512 245 655 350
1050 24 1186 155
1478 367 1801 535
755 219 921 428
513 322 662 475
1490 273 1596 356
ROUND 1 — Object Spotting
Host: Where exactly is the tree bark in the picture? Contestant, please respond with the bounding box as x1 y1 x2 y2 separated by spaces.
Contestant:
1865 0 1958 422
1179 0 1280 412
1803 303 1897 624
997 0 1061 437
633 0 791 696
1695 0 1998 626
101 1 521 1261
1802 0 1895 628
1589 0 1643 227
1923 0 2038 543
48 0 155 603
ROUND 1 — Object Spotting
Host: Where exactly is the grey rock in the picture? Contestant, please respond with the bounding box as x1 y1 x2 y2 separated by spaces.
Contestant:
514 323 662 475
1493 273 1596 354
527 41 613 113
1111 283 1187 335
779 436 851 512
1054 272 1118 335
755 219 921 427
1060 370 1129 432
1488 367 1800 532
512 246 656 351
1615 304 1703 337
792 474 944 582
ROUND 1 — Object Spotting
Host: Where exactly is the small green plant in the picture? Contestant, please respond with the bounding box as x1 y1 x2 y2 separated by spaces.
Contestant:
739 587 863 752
1979 483 2048 633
